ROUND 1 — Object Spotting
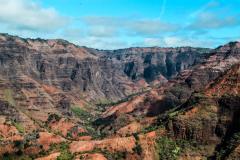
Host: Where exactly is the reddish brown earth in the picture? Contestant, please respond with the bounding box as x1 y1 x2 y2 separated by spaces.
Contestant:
76 153 107 160
37 132 66 151
70 136 136 154
36 152 61 160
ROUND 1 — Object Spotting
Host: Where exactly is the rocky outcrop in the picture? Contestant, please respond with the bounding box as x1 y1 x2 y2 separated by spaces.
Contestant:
0 33 133 102
100 47 209 82
163 62 240 159
94 42 240 159
0 34 210 103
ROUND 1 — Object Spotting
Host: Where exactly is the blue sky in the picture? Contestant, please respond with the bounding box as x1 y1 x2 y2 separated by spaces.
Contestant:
0 0 239 49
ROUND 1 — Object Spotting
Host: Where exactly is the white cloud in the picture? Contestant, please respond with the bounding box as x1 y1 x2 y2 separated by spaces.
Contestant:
129 19 178 35
188 12 240 30
188 0 240 30
88 26 118 37
164 36 205 47
133 36 216 48
83 16 123 26
0 0 69 32
190 0 220 18
62 28 83 38
76 37 129 50
143 38 162 46
82 16 179 36
163 36 214 47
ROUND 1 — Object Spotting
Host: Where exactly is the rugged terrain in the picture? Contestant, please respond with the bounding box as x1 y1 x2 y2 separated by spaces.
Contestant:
0 33 239 160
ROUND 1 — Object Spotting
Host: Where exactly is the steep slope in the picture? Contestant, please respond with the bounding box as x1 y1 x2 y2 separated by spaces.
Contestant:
0 33 239 160
100 47 209 83
0 33 136 103
0 33 210 102
95 42 240 136
92 42 240 159
165 63 240 159
0 33 211 136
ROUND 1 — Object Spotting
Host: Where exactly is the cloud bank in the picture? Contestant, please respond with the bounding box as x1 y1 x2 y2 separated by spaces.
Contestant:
0 0 69 32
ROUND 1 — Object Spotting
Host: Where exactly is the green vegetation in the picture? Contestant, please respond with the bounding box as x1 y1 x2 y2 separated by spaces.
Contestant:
169 85 190 101
194 92 207 99
142 108 181 134
79 148 127 160
71 105 93 122
57 150 74 160
2 132 42 159
115 114 130 129
49 142 74 160
47 114 61 122
3 89 16 106
2 154 32 160
132 133 142 155
13 140 25 151
70 105 105 139
95 98 113 107
70 105 105 140
50 142 68 151
3 135 39 159
156 137 181 160
77 132 89 137
101 150 127 160
85 125 105 140
66 130 89 139
96 90 150 109
142 125 163 134
12 122 25 134
229 132 240 147
216 132 240 160
155 136 197 160
168 110 180 118
133 143 142 155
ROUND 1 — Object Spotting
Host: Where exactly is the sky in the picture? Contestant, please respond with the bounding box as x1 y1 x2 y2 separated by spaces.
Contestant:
0 0 239 49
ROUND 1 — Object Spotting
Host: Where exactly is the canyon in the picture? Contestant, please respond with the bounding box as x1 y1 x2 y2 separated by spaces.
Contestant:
0 33 239 160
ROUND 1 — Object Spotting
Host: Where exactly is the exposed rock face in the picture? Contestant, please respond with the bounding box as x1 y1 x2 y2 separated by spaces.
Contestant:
0 34 210 103
93 42 240 159
166 63 240 159
0 33 132 102
100 47 209 82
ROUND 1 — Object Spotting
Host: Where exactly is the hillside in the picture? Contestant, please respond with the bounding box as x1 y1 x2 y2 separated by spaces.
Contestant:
0 33 239 160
